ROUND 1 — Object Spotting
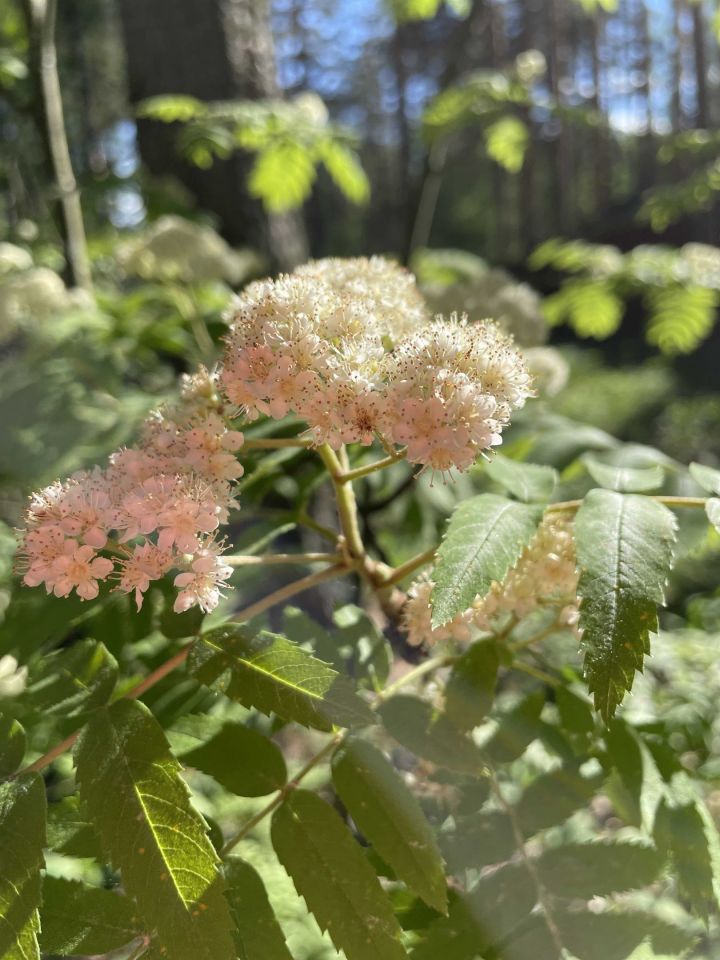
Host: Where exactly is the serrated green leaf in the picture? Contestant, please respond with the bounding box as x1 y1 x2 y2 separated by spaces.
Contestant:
46 796 101 859
485 116 529 173
318 140 370 205
378 696 483 774
0 714 25 777
582 456 665 493
484 454 558 503
689 461 720 494
332 737 447 913
555 687 595 737
654 797 716 921
515 763 602 836
189 625 375 732
536 841 664 898
74 700 235 960
137 95 206 122
604 719 664 832
575 490 677 720
271 790 407 960
431 494 543 627
440 810 515 872
0 774 46 960
505 910 696 960
23 638 117 717
481 691 545 763
333 605 392 689
224 858 293 960
444 640 499 730
249 141 316 212
411 863 536 960
39 877 141 955
168 714 287 796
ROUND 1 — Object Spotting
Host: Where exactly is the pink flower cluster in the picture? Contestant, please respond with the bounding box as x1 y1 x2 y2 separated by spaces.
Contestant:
18 369 241 612
221 259 532 472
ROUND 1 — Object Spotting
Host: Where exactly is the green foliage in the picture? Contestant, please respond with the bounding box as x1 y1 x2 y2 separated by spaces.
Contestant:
271 789 408 960
444 639 499 730
378 695 483 774
484 116 529 173
536 841 664 898
332 737 447 912
167 714 287 796
484 454 558 503
39 877 141 956
139 94 369 212
431 494 543 626
224 858 293 960
0 714 25 776
74 699 235 960
532 238 720 353
0 775 45 960
20 638 117 718
189 625 375 731
582 455 665 493
575 490 678 719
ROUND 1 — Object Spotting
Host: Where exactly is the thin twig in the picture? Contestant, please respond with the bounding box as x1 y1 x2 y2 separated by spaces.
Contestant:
547 494 708 513
336 449 406 485
381 546 437 587
224 552 340 567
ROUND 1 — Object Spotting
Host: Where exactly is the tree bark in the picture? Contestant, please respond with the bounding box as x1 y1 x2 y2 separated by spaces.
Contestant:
117 0 307 269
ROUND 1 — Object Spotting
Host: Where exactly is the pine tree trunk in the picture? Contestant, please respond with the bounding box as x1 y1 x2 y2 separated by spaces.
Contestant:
118 0 307 269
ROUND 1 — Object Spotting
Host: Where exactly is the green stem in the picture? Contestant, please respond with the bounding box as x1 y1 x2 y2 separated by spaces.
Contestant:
316 444 366 563
381 546 437 587
512 661 560 687
224 551 340 567
487 765 567 956
220 732 344 857
336 449 406 485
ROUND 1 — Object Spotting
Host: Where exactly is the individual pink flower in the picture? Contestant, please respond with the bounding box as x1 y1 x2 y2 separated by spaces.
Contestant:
173 548 232 613
49 540 114 600
117 543 174 610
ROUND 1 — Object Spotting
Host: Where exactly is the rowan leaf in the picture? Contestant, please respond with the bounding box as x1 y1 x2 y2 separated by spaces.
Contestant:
514 763 603 836
689 461 720 494
0 714 25 777
0 774 46 960
271 790 408 960
189 625 374 732
39 877 141 956
484 454 558 503
46 796 101 859
377 695 483 774
536 840 664 898
431 494 543 627
224 858 293 960
168 714 287 796
575 490 677 720
582 455 665 493
444 639 499 730
74 699 235 960
332 737 447 913
22 638 117 717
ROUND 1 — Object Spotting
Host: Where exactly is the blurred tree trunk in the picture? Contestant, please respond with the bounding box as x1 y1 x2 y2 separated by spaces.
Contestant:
690 1 708 128
118 0 307 269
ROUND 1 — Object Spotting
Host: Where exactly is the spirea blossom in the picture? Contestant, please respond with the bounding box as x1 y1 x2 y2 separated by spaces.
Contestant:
220 266 532 470
17 376 242 613
404 515 579 647
0 654 28 698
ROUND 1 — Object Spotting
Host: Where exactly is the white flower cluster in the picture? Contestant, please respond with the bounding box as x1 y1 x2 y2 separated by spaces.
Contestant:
221 257 533 472
18 369 241 613
404 515 579 647
119 215 261 286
